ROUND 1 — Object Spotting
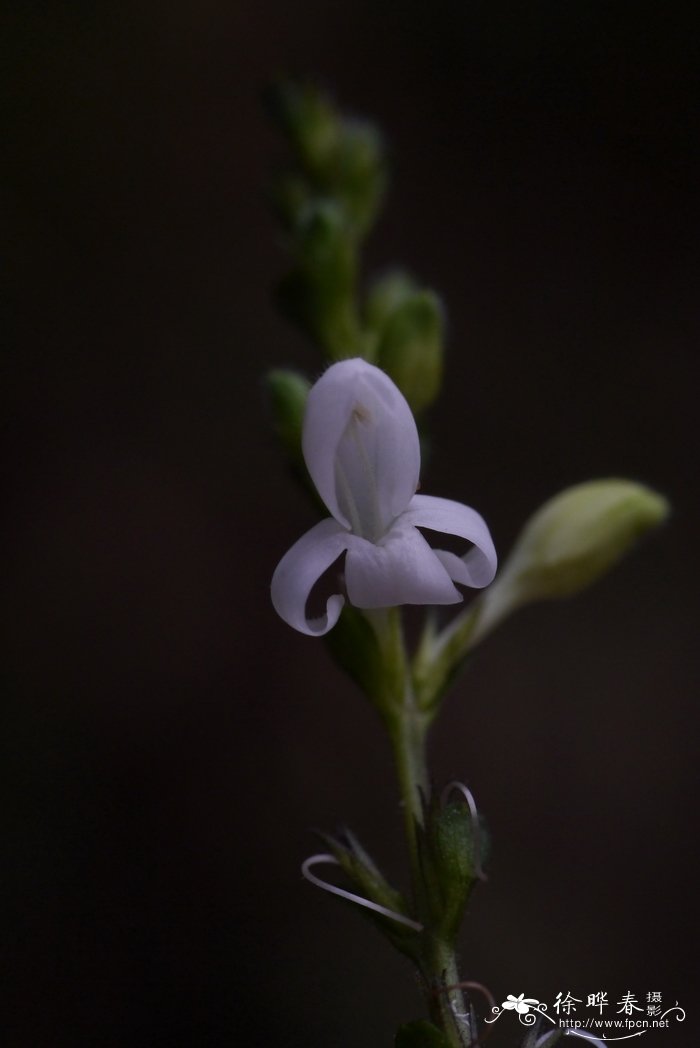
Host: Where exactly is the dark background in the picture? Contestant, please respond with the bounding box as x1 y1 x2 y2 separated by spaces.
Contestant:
4 2 698 1045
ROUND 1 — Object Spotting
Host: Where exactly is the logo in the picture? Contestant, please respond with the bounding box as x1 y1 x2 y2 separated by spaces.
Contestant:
484 991 686 1043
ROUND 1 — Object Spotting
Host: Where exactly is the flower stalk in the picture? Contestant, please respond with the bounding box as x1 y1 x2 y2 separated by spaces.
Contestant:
367 608 471 1047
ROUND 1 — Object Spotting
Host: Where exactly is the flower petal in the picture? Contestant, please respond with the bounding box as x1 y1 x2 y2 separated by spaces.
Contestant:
344 523 461 608
271 518 349 636
302 359 420 539
400 494 497 588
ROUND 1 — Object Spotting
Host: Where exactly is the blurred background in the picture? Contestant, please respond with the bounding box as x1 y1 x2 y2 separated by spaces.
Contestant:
4 2 698 1045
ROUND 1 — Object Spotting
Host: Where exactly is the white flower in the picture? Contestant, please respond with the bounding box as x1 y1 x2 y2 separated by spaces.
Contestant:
503 993 539 1014
271 358 497 635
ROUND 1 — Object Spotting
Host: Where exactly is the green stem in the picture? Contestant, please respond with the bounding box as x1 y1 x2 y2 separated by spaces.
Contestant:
370 608 471 1048
389 685 429 883
423 939 470 1047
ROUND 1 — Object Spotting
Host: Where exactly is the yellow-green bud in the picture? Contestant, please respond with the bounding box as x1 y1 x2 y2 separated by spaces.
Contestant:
264 369 310 466
267 81 339 179
476 479 669 641
370 275 444 414
366 271 415 328
332 120 386 237
277 201 364 357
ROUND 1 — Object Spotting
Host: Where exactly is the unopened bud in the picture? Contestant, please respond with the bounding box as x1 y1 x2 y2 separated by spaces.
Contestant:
369 273 444 413
264 369 310 465
266 81 339 178
476 479 669 641
276 201 363 357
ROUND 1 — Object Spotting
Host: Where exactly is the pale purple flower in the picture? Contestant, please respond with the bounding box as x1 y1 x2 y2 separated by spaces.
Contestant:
271 358 497 635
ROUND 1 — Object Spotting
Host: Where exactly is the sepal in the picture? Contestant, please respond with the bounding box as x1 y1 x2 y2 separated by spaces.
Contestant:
320 828 422 961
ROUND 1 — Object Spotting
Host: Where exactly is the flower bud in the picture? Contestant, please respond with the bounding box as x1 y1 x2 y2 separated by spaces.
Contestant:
366 270 415 328
476 479 669 640
264 369 310 465
267 81 385 239
266 81 339 178
276 201 363 357
332 119 386 236
417 793 487 943
369 273 444 413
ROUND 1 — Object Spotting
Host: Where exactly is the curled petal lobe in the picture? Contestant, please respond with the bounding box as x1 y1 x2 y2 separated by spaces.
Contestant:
401 494 497 588
271 518 349 636
344 523 462 609
302 359 420 539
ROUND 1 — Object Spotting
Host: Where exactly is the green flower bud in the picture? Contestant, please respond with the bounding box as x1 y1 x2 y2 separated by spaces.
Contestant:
264 369 310 465
277 201 364 358
366 271 416 329
267 82 386 240
416 791 488 943
476 479 669 641
332 119 386 237
370 274 444 413
266 81 339 179
265 369 330 513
